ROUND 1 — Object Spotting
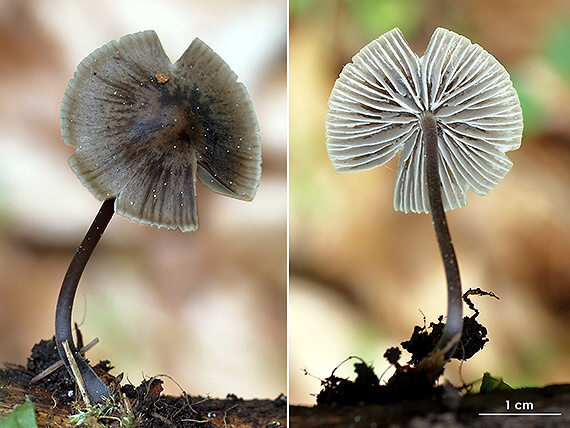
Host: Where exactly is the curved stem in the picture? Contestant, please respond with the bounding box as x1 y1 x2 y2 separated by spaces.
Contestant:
55 198 115 403
421 112 463 361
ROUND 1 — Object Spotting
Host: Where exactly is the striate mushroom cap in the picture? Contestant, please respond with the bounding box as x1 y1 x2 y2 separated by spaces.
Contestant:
326 27 523 213
61 30 262 232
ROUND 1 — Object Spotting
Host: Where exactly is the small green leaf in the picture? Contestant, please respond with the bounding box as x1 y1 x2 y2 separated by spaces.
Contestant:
0 398 38 428
480 372 513 393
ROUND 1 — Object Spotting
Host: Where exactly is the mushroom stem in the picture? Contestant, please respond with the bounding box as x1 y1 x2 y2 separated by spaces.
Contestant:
421 112 463 361
55 197 115 403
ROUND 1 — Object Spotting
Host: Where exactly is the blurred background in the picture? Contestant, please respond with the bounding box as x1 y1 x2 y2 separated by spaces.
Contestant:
290 0 570 405
0 0 286 399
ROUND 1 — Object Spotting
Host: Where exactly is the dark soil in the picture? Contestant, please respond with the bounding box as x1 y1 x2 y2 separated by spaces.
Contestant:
291 291 569 427
0 337 286 427
294 352 569 427
291 384 570 427
314 291 494 409
401 314 489 364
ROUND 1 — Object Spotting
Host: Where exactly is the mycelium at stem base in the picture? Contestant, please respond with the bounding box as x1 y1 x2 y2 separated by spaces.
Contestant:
55 198 115 403
420 112 463 364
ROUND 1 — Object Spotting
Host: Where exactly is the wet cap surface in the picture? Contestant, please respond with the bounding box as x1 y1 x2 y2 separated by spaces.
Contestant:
326 28 523 213
61 30 262 232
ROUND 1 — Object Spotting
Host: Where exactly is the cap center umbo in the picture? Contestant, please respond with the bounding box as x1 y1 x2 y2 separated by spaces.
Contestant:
145 81 226 159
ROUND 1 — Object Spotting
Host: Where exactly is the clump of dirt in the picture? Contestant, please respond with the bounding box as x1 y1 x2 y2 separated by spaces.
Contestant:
26 337 114 407
401 314 489 365
316 356 442 407
316 288 497 407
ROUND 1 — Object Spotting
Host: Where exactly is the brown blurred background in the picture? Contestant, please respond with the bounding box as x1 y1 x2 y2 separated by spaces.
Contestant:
290 0 570 405
0 0 286 399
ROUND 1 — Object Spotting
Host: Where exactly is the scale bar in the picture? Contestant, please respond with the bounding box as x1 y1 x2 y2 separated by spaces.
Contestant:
479 413 562 416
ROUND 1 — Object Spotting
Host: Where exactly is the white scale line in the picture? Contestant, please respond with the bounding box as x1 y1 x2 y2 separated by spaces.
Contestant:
479 413 563 416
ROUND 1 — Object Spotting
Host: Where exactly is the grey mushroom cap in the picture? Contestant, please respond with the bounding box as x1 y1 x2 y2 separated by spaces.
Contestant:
326 28 523 213
61 30 262 232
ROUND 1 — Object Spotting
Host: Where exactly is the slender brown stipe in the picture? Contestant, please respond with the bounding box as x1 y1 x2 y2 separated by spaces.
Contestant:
55 198 115 402
421 112 462 359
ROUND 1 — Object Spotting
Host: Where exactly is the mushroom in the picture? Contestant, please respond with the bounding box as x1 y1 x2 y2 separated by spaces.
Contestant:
326 28 522 364
56 30 262 403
